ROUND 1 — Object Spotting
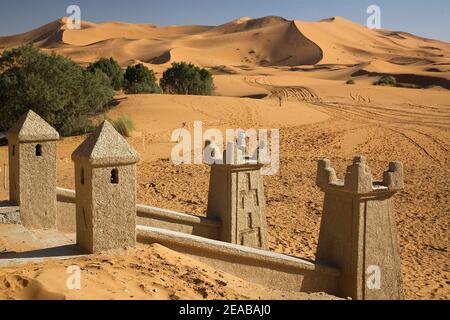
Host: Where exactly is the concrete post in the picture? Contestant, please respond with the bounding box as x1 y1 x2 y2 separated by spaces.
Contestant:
315 156 404 300
6 110 59 229
72 121 139 253
207 144 268 249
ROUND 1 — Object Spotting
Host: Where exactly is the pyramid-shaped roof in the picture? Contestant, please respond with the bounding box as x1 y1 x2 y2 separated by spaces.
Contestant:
7 110 60 142
72 120 139 166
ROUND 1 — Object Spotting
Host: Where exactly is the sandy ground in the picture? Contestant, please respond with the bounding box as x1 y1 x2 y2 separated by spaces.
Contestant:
0 225 336 300
0 247 335 300
1 83 448 300
0 15 449 300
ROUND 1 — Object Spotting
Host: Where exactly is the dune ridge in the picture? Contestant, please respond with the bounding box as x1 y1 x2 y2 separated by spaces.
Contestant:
1 15 448 80
0 15 449 301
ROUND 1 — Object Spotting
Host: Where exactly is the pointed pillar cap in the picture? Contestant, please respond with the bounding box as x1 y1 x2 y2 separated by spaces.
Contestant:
72 120 139 167
7 110 59 142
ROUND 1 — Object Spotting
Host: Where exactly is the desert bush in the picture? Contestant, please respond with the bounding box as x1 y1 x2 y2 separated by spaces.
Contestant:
124 64 161 94
59 115 97 137
88 57 124 90
0 45 114 136
109 115 135 137
346 79 355 85
160 62 215 95
374 75 397 86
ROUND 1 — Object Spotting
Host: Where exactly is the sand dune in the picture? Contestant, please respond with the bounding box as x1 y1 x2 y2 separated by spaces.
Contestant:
0 15 449 300
0 232 336 300
2 15 448 85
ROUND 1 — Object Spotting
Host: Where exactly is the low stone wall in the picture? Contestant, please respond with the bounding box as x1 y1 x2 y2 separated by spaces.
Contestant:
137 205 221 240
56 188 76 233
0 201 20 225
137 225 340 295
55 188 222 239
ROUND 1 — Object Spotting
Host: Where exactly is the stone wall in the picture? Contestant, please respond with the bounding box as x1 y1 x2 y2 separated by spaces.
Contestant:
137 225 340 294
55 188 222 240
316 157 404 300
207 163 268 249
6 111 60 230
0 201 20 225
56 188 76 233
4 111 406 300
137 205 221 240
14 141 58 229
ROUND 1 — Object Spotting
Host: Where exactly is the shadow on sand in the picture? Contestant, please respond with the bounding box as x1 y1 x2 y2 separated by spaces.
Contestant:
0 245 85 260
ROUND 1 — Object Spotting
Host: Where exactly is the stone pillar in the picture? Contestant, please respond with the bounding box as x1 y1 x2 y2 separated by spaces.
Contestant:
206 145 268 249
72 121 139 253
315 156 404 300
6 110 59 229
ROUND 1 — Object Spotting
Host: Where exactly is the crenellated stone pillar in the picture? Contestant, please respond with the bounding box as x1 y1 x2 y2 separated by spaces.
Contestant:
316 156 404 300
207 144 268 249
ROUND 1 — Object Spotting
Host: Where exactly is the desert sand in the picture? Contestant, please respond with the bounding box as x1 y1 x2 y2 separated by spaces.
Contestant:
0 16 449 300
0 225 336 300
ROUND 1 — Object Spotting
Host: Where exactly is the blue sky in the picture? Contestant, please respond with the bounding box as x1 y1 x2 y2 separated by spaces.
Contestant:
0 0 449 42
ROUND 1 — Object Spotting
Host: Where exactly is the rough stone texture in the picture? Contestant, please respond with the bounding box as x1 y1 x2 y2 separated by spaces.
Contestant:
7 111 59 230
137 204 221 239
316 156 404 300
207 163 268 249
316 158 338 187
56 188 77 233
383 161 405 191
72 121 139 166
0 212 21 225
53 187 222 237
343 156 374 194
0 202 21 224
73 121 138 253
7 135 19 205
6 110 59 143
137 225 340 294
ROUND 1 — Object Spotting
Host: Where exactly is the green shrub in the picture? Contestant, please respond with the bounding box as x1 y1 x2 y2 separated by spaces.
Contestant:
0 45 114 136
160 62 215 95
346 79 355 85
109 115 135 137
59 115 96 137
374 75 397 86
124 64 161 94
125 82 162 94
87 57 124 90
